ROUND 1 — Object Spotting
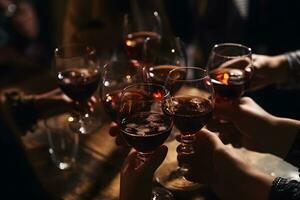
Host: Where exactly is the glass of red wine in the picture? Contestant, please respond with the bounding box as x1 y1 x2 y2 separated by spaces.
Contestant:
207 43 254 101
123 10 162 67
53 44 101 134
143 36 187 85
119 83 174 200
156 67 215 191
100 60 143 130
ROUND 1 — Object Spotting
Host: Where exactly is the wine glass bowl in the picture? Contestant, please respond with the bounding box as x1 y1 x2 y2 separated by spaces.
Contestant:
100 60 142 124
208 43 254 100
123 11 162 66
53 44 101 134
143 36 187 86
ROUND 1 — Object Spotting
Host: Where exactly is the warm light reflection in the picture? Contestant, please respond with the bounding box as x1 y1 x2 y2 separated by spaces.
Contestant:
126 40 136 47
68 116 74 122
104 81 110 86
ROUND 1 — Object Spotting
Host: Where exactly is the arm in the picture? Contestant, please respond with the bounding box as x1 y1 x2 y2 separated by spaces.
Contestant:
250 50 300 91
214 97 300 158
180 129 273 200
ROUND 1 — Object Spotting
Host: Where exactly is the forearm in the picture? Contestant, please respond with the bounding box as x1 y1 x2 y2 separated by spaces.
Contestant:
212 148 273 200
271 117 300 158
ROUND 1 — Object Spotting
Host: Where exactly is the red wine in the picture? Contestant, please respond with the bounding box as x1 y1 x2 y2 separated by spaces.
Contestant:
146 65 182 85
121 112 172 153
164 67 187 95
57 68 100 102
210 68 251 98
163 96 213 135
102 90 122 122
124 31 160 63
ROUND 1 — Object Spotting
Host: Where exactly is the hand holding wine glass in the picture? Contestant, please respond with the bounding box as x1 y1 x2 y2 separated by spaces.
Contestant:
119 83 174 200
208 43 254 100
53 44 101 134
156 67 215 191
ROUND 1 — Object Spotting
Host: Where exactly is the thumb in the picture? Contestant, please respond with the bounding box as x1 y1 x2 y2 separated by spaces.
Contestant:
141 145 168 173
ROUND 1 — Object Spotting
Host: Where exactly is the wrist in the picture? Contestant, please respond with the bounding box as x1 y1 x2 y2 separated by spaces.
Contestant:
271 55 289 83
241 168 274 200
270 117 300 158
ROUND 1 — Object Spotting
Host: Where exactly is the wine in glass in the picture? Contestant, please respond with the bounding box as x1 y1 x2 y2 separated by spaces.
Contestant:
123 10 162 67
207 43 254 100
143 36 187 86
54 44 101 134
156 67 215 191
100 60 142 128
120 83 174 200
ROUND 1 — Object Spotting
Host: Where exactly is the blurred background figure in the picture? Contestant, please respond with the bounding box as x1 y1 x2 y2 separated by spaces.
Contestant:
0 0 53 68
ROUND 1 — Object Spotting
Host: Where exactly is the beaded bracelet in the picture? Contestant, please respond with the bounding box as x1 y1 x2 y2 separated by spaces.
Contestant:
269 177 300 200
3 90 38 135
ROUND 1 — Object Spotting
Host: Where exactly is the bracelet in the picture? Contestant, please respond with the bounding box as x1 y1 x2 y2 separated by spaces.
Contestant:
4 90 38 135
285 51 300 87
269 177 300 200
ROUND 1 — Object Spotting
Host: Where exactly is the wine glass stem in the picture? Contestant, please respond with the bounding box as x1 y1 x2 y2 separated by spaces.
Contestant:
177 134 196 170
137 152 153 164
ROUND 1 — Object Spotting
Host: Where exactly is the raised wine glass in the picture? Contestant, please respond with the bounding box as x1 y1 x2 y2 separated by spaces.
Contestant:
123 10 162 67
53 44 101 134
143 36 187 85
156 67 215 191
100 59 142 131
120 83 174 200
207 43 254 101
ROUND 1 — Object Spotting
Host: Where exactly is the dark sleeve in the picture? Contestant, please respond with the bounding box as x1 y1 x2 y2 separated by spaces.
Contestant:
285 50 300 87
269 177 300 200
285 129 300 168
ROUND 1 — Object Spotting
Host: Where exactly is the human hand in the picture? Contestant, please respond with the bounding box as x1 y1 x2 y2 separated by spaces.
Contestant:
179 129 273 200
120 146 168 200
213 97 299 158
249 54 289 90
32 88 95 118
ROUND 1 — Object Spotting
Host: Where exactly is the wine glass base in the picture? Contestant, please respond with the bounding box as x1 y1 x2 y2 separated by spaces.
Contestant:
155 162 201 191
152 187 174 200
69 116 101 134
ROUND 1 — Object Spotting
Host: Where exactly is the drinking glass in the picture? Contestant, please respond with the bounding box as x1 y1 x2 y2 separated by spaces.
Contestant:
123 10 162 66
53 44 101 134
207 43 254 100
100 60 143 129
143 36 187 85
156 67 215 191
45 113 79 170
120 83 174 200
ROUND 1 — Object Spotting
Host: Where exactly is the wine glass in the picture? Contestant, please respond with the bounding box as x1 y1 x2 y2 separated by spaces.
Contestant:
53 44 101 134
119 83 174 200
123 10 162 66
100 59 143 130
156 67 215 191
143 36 188 85
207 43 254 100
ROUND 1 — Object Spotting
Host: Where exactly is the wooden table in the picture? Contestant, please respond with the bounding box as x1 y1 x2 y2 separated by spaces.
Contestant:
22 115 300 200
